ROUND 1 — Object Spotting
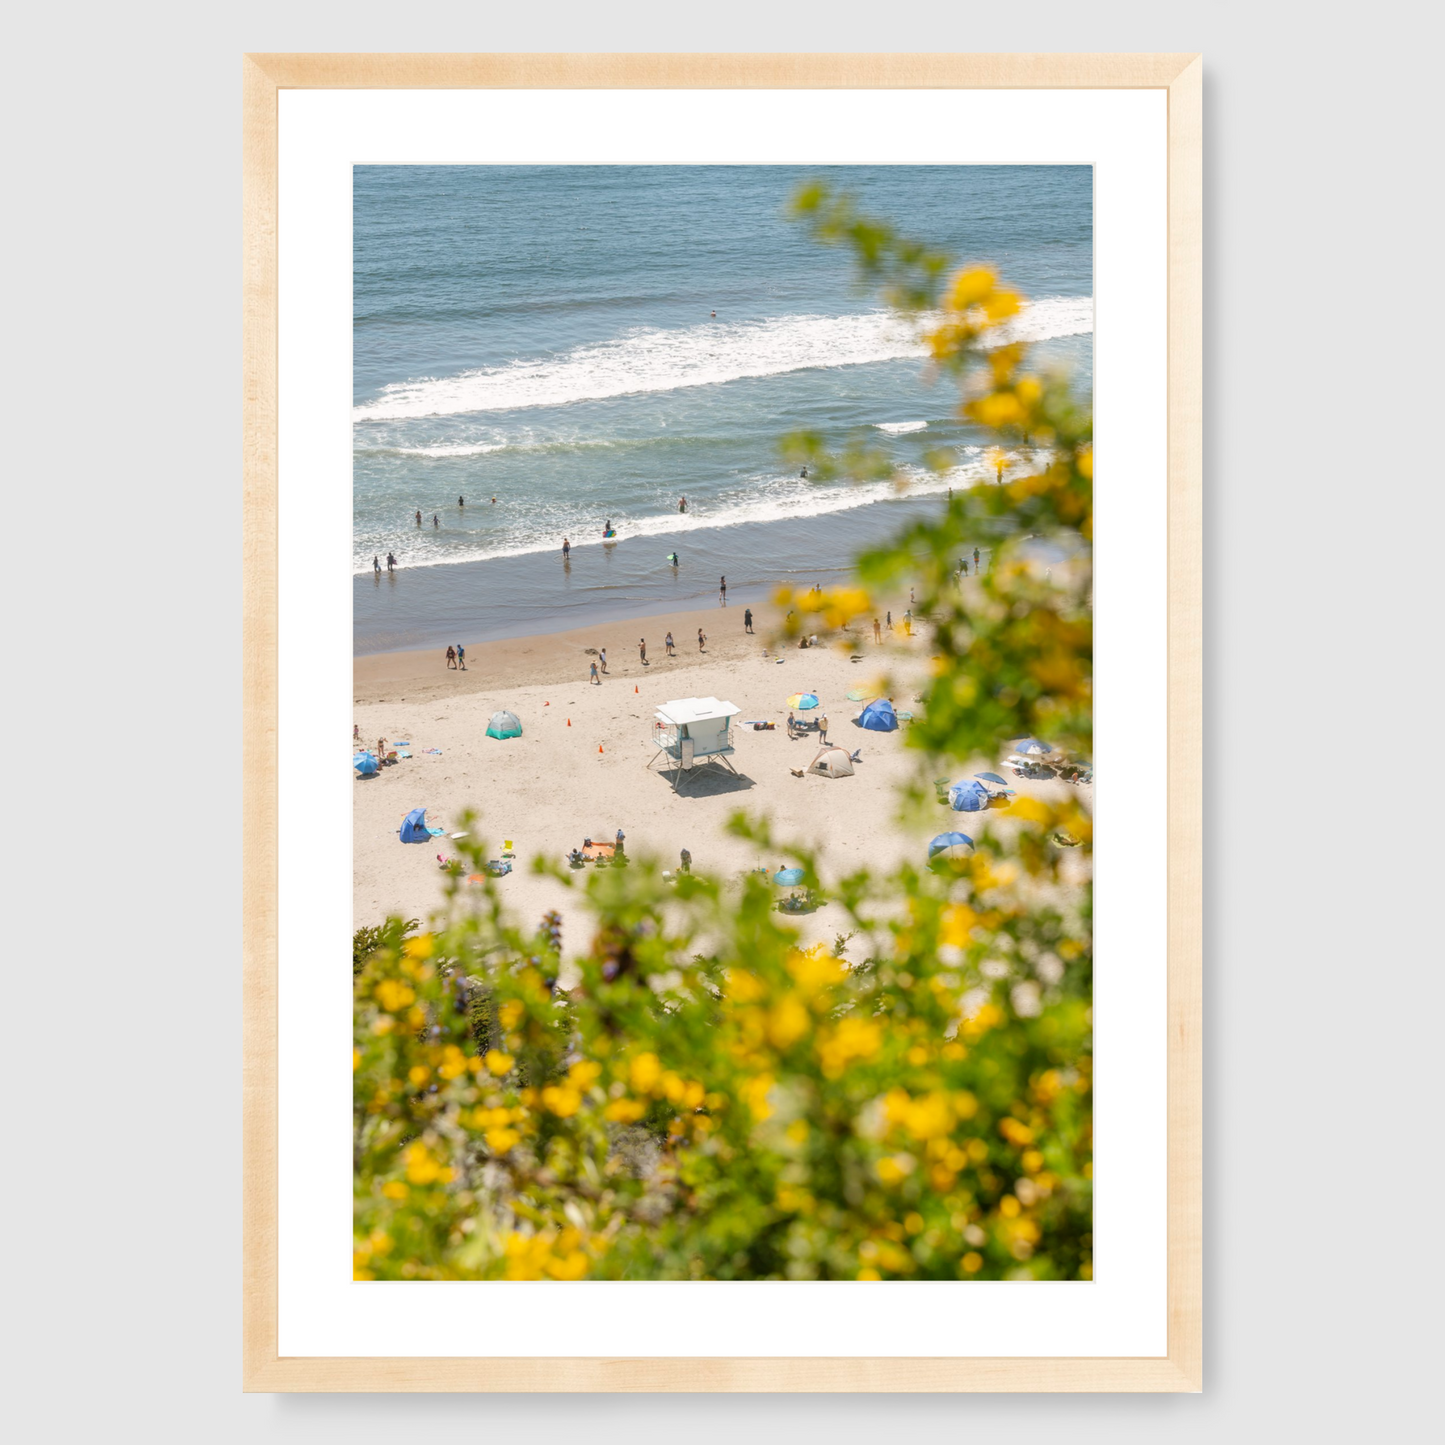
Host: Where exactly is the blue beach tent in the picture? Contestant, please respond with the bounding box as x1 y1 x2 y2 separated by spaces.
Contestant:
947 779 991 813
400 808 431 843
857 698 898 732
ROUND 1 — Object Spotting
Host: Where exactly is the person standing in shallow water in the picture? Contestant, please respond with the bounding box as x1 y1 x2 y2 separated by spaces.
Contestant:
415 510 422 526
373 555 380 576
562 537 570 557
458 496 464 508
719 575 727 605
433 514 439 528
387 552 396 571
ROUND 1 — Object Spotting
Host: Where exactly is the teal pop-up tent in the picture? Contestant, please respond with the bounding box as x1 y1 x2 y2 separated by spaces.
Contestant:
486 710 522 740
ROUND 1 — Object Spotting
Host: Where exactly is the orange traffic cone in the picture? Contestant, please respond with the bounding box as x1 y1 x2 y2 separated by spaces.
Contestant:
567 718 571 727
598 744 604 754
634 685 638 693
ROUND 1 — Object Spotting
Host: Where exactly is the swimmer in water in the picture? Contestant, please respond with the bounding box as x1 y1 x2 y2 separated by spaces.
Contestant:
678 496 687 513
415 510 422 526
800 466 808 479
458 496 464 507
667 552 679 566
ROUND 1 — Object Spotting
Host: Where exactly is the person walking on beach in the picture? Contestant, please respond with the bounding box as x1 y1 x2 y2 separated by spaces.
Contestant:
819 712 829 745
562 537 571 558
589 660 600 685
973 547 980 572
679 847 691 874
639 638 648 666
456 644 465 670
445 645 457 670
697 628 706 653
873 617 881 643
886 609 892 631
744 607 753 634
904 610 913 637
599 647 608 675
719 575 727 605
373 555 380 576
665 631 675 656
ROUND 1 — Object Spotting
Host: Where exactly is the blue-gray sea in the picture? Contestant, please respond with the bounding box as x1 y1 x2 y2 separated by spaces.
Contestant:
354 166 1092 653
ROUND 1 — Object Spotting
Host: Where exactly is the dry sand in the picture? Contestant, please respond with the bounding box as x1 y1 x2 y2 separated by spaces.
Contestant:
353 597 1086 955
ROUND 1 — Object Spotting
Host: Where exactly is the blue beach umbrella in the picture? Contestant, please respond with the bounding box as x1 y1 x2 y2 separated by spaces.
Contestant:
947 779 992 813
1014 737 1051 755
353 751 378 777
773 867 806 886
928 831 975 858
975 771 1011 787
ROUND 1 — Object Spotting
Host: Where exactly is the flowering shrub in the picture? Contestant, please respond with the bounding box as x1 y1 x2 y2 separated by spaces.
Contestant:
355 192 1093 1281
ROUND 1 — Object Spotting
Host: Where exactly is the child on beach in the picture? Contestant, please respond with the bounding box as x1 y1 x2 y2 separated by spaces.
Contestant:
665 632 675 656
589 661 600 685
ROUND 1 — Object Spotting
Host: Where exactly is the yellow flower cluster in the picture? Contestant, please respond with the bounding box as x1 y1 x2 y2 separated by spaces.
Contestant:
502 1228 590 1281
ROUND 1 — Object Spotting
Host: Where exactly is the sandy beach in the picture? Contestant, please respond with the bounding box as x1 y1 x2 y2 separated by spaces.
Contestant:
353 593 1088 954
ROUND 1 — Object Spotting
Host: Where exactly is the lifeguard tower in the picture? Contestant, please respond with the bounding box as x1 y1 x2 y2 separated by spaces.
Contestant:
648 696 742 792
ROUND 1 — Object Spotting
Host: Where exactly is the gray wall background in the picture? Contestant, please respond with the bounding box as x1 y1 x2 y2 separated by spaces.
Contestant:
5 1 1433 1437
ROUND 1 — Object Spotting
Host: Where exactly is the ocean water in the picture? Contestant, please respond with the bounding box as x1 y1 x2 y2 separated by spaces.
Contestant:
354 165 1092 650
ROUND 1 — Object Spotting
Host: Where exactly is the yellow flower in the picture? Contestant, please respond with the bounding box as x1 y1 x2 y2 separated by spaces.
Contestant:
498 999 525 1028
408 1065 431 1087
741 1073 775 1122
766 994 810 1049
541 1084 582 1118
485 1126 520 1154
603 1097 646 1124
817 1016 882 1078
382 1180 408 1201
568 1059 602 1089
374 979 415 1013
940 905 977 948
545 1251 589 1281
629 1052 662 1094
403 933 434 959
856 1268 881 1281
876 1154 914 1186
352 1048 361 1072
962 1252 984 1274
485 1049 514 1076
786 947 845 996
947 266 996 311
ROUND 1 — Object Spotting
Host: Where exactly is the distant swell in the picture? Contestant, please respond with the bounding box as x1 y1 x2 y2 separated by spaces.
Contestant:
352 297 1092 422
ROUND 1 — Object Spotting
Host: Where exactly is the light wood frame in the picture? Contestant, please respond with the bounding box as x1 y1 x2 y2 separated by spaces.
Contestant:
242 52 1202 1392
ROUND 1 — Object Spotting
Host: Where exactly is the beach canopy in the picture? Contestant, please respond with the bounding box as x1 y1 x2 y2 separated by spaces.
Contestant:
787 692 820 709
353 751 378 777
948 779 992 813
808 745 855 779
399 807 430 843
1013 737 1052 755
928 831 975 864
845 687 877 702
485 710 523 740
975 771 1011 786
857 698 898 732
773 867 806 886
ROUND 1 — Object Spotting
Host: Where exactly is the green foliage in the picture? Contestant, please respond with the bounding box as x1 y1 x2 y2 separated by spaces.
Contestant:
353 917 418 978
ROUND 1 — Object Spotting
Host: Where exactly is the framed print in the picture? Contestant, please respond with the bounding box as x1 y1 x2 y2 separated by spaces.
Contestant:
243 52 1201 1391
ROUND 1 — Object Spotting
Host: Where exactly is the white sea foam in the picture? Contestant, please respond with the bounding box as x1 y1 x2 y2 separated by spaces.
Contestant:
874 420 928 434
352 297 1092 422
350 449 1038 574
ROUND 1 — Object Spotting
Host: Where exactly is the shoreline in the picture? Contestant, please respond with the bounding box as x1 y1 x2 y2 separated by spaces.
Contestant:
354 491 968 657
353 593 903 705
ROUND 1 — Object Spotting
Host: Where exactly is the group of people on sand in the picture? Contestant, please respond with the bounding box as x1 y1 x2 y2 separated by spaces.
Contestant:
587 627 707 682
